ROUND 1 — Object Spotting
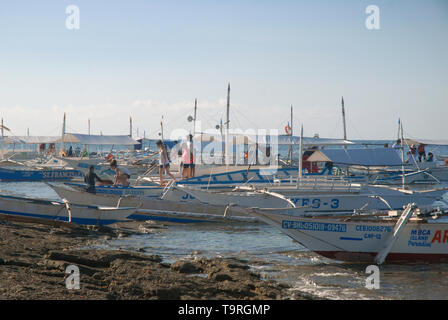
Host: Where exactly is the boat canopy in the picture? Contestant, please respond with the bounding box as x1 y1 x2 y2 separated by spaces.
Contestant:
404 139 448 146
275 135 355 146
193 133 355 146
4 136 60 144
61 133 140 145
306 148 403 166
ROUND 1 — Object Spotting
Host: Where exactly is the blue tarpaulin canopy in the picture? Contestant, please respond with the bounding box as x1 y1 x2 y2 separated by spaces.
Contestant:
306 148 404 166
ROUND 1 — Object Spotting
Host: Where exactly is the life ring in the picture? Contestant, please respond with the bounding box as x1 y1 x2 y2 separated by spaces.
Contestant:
285 124 292 135
244 151 249 160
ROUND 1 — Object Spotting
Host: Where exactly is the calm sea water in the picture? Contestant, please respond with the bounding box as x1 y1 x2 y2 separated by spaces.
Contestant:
1 182 448 300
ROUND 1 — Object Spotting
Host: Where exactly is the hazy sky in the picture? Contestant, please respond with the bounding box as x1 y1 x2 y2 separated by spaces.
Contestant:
0 0 447 140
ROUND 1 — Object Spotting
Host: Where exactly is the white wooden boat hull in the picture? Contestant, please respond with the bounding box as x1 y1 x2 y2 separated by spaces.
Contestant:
0 194 134 226
49 184 256 223
243 209 448 263
174 184 447 215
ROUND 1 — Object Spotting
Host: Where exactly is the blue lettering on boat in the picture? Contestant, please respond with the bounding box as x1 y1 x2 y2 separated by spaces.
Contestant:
355 225 392 233
282 220 346 232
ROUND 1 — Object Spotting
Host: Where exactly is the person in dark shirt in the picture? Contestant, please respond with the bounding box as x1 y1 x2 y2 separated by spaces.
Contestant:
84 165 103 193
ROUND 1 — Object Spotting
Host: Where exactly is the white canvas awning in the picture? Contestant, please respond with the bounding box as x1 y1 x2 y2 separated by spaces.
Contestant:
61 133 140 145
306 148 403 166
404 138 448 146
5 136 60 144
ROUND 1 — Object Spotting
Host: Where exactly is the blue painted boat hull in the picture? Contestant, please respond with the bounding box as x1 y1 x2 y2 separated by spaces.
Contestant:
0 167 83 182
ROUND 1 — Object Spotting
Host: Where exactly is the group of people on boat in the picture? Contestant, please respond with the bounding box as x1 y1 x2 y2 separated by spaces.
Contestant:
391 139 433 164
157 134 196 185
84 159 132 193
83 134 196 192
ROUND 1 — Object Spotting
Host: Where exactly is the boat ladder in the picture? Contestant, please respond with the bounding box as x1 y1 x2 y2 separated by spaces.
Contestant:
374 202 416 265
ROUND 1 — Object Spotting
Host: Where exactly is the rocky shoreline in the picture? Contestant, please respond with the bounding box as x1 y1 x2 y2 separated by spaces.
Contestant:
0 217 307 300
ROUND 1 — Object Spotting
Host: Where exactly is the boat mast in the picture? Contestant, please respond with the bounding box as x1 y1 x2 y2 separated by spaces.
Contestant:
289 105 293 164
296 125 303 188
88 119 91 135
1 118 4 159
341 97 347 148
160 116 164 142
61 112 66 153
225 83 230 171
193 98 197 135
400 122 405 189
129 116 133 138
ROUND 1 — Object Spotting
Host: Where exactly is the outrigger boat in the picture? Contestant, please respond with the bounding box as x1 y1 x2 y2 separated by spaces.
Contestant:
172 177 448 216
237 203 448 263
0 194 135 226
0 167 83 182
49 183 257 223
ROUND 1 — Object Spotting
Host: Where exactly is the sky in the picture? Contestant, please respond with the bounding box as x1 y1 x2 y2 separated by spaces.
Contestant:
0 0 447 140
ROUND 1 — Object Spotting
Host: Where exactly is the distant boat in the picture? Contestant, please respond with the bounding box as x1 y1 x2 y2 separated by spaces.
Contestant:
0 167 83 182
240 204 448 263
0 194 134 226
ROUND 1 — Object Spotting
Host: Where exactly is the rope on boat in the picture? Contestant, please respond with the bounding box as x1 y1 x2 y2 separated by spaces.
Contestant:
368 195 393 210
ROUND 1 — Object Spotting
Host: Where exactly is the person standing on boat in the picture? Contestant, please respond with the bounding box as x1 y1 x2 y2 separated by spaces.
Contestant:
427 152 434 162
110 159 131 186
84 165 103 193
67 146 73 157
417 144 426 162
156 140 175 185
392 139 401 149
182 134 195 179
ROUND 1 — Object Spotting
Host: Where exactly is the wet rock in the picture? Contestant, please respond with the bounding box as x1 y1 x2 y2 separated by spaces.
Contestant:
0 218 294 300
155 287 181 300
170 260 202 274
213 273 233 282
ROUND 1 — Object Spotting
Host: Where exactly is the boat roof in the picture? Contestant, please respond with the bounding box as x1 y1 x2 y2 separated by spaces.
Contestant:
61 133 140 145
306 148 404 166
193 133 355 146
403 138 448 146
4 136 60 144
